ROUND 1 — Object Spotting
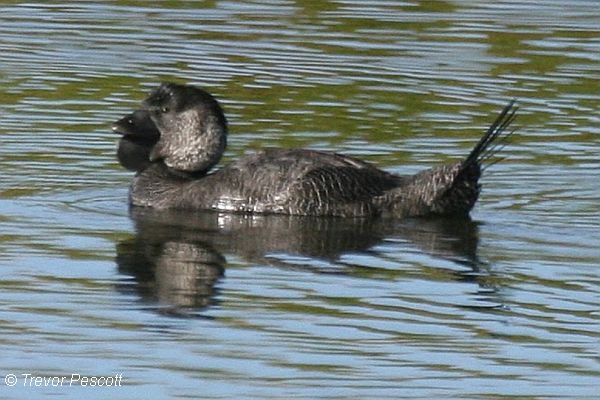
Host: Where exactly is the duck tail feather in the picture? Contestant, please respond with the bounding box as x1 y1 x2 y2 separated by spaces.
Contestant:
463 99 518 169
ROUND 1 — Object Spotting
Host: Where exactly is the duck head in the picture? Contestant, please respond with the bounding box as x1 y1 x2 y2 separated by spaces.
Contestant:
142 82 227 174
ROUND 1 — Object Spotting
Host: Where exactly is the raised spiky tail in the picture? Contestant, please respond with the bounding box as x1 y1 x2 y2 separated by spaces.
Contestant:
463 99 518 170
387 100 518 218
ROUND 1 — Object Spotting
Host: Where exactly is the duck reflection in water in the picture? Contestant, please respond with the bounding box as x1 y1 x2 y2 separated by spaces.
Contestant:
115 208 496 315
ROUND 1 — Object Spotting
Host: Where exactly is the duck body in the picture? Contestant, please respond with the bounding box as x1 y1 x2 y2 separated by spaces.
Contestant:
130 148 403 217
114 83 517 218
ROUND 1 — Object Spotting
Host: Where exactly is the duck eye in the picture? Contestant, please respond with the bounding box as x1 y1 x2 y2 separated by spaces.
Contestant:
161 106 169 113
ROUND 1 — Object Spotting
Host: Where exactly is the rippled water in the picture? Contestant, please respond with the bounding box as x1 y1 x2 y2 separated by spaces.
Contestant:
1 1 599 399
